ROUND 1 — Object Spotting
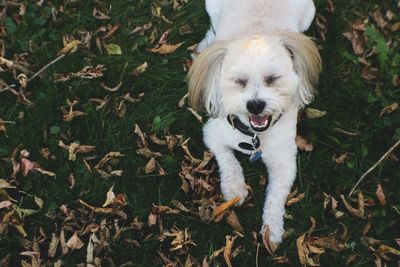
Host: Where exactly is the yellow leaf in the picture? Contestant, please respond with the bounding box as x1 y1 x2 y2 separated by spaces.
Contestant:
57 40 81 55
104 43 122 55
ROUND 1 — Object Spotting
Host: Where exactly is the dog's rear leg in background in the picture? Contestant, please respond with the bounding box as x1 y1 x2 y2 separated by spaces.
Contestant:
197 0 225 52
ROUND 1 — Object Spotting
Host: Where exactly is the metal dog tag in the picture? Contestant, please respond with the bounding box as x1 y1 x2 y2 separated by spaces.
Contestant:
249 149 262 162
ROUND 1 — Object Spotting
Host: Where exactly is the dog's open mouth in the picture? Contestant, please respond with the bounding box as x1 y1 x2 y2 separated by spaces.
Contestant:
249 114 272 132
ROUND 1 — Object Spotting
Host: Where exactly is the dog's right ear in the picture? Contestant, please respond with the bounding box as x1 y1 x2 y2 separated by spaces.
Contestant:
188 41 228 117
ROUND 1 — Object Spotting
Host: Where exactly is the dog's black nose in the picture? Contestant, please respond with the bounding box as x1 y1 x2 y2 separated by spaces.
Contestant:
246 100 266 114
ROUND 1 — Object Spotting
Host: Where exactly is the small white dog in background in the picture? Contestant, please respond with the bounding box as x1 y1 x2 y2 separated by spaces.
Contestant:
188 0 321 245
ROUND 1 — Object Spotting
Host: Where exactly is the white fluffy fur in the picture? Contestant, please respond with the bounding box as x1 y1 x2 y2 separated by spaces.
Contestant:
188 0 321 243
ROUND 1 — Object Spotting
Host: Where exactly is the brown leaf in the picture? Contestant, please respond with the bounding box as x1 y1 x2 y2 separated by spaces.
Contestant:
148 212 157 227
333 153 348 165
132 62 148 76
296 135 314 152
187 107 203 123
262 226 279 255
287 193 305 206
223 235 237 267
213 197 240 218
225 211 244 233
95 151 124 169
136 147 162 158
326 0 334 13
20 158 34 176
66 232 84 250
144 158 157 174
93 7 110 20
323 193 345 219
148 43 183 55
101 23 121 39
63 100 87 122
48 233 59 258
340 192 366 219
60 228 69 255
305 108 327 119
78 199 114 214
57 40 81 55
133 124 148 147
375 184 386 206
380 102 399 116
100 81 122 92
371 10 387 29
342 30 364 55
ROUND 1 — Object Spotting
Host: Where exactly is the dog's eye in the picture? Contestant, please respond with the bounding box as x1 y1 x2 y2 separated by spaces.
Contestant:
264 75 281 86
234 78 248 87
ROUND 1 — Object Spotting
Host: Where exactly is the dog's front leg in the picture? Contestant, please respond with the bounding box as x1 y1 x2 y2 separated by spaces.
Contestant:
203 123 249 204
261 139 297 244
213 148 249 205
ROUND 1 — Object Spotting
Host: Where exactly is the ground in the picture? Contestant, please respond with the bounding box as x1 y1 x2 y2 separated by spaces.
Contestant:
0 0 399 266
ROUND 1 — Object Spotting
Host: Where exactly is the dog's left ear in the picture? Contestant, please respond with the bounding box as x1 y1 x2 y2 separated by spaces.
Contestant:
280 32 322 107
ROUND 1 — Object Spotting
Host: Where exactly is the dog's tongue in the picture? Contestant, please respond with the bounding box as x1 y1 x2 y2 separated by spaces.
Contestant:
250 114 269 126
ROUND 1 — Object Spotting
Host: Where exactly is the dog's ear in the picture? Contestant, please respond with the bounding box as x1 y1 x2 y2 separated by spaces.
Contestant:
280 32 321 107
188 41 228 116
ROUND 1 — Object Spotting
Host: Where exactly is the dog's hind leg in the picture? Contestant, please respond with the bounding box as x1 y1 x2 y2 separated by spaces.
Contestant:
197 0 225 52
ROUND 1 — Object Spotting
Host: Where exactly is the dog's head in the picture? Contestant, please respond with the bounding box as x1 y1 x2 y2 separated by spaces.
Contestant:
188 32 321 132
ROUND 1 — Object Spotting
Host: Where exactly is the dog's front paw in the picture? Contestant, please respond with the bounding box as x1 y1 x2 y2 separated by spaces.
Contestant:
260 217 284 244
260 225 281 255
221 182 249 206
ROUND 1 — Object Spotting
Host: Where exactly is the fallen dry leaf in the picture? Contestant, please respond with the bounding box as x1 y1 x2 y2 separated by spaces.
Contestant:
148 43 183 55
223 235 237 267
66 232 84 250
380 102 399 116
136 147 162 158
144 158 157 174
100 81 122 92
213 196 241 218
187 107 203 123
225 211 244 233
93 7 110 20
78 199 114 214
340 192 366 219
375 184 386 206
57 40 81 55
178 93 188 108
296 135 314 152
47 233 59 258
287 193 305 206
148 212 157 227
34 196 43 209
60 228 69 255
262 226 279 255
132 62 148 76
102 185 116 208
305 108 327 119
323 193 345 219
333 153 348 165
133 124 148 147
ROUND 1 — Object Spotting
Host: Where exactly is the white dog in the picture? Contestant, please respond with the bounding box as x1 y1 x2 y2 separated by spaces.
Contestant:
187 0 321 245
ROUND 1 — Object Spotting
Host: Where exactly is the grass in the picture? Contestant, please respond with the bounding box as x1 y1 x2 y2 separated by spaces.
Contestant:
0 0 399 266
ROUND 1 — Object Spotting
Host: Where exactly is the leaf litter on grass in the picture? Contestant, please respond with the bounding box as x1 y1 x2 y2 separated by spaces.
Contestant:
1 0 400 266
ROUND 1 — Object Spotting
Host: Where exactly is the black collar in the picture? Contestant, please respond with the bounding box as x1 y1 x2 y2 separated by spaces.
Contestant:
227 115 260 151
